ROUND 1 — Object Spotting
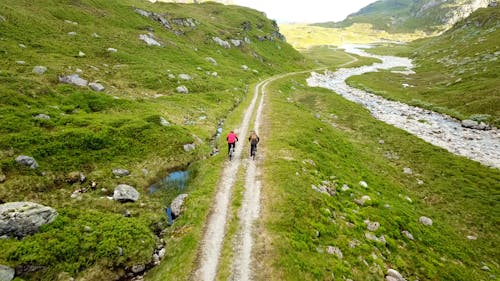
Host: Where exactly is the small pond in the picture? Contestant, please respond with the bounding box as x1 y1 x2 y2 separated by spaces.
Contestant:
148 171 189 194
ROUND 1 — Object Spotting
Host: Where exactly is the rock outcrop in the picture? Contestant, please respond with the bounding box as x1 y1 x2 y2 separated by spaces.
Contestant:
0 202 58 238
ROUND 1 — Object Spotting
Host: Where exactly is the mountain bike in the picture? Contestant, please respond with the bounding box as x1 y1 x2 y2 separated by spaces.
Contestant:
228 144 235 161
250 145 257 161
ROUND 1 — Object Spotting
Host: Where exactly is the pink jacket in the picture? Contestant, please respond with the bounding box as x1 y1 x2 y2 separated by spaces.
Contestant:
226 132 238 144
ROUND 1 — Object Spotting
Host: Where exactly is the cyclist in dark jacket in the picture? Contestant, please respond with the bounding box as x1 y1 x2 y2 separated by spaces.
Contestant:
248 130 260 158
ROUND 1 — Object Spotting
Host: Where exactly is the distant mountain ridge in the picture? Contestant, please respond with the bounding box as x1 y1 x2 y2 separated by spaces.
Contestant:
314 0 493 34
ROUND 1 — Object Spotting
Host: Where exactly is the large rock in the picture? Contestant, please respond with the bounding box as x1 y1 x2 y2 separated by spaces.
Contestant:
0 265 15 281
139 34 162 46
170 194 188 218
0 202 58 238
59 74 88 87
15 155 38 169
113 184 140 202
212 37 230 49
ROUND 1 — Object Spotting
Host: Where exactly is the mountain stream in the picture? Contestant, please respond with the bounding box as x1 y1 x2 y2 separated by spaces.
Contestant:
307 44 500 169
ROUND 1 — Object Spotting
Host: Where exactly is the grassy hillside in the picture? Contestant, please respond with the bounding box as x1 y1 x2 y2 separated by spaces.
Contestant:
314 0 491 34
348 5 500 126
0 0 306 280
256 48 499 280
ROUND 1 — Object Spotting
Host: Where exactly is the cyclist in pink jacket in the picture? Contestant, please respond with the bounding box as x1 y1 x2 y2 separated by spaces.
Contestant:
226 130 238 155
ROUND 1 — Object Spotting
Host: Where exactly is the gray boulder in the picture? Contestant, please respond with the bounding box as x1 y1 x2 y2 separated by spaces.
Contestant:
59 74 88 87
32 66 47 74
0 202 58 238
419 216 433 226
212 37 230 49
89 82 105 92
139 34 162 46
183 143 195 152
176 85 189 94
33 113 50 120
0 265 15 281
178 74 192 80
113 184 140 202
15 155 38 169
112 168 130 177
170 194 188 218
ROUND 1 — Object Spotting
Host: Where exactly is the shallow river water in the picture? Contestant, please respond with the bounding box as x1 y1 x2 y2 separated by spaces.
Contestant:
307 44 500 169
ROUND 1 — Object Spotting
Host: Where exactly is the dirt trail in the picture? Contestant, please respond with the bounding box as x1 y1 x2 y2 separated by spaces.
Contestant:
192 78 269 281
193 64 346 280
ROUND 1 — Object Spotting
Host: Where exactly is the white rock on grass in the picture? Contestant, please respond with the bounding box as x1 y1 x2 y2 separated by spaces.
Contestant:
402 230 414 240
0 264 15 281
139 34 162 46
89 82 105 92
359 181 368 188
365 220 380 232
160 117 170 126
78 51 85 57
15 155 38 169
107 48 118 53
419 216 433 226
326 246 343 259
176 85 189 94
178 74 192 80
386 268 406 281
32 66 47 74
59 74 88 87
205 57 217 65
113 184 140 202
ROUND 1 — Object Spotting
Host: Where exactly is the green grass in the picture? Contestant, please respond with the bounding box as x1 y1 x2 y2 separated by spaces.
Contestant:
0 0 307 279
257 70 499 280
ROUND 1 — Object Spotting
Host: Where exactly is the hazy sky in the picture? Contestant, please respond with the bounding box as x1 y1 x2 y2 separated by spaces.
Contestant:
232 0 379 23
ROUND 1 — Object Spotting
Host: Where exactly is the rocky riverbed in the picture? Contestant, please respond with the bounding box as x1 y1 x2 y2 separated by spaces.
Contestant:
307 44 500 169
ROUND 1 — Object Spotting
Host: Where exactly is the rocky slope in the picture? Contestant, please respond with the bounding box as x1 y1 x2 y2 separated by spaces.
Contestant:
315 0 494 33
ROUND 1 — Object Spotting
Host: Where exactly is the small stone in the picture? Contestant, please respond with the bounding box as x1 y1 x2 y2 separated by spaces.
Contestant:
78 51 85 57
112 168 130 177
481 265 491 271
403 167 413 174
32 66 48 74
84 226 92 232
365 220 380 232
183 143 195 152
19 44 26 48
33 113 50 120
68 31 77 36
419 216 433 226
467 235 477 240
404 196 412 203
326 246 343 259
160 117 170 126
176 85 189 94
379 139 385 144
402 230 414 240
178 74 192 80
341 184 350 191
131 264 145 274
16 60 26 65
387 268 404 280
359 181 368 188
417 179 424 185
89 82 105 92
15 155 38 169
355 195 371 206
107 48 118 52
